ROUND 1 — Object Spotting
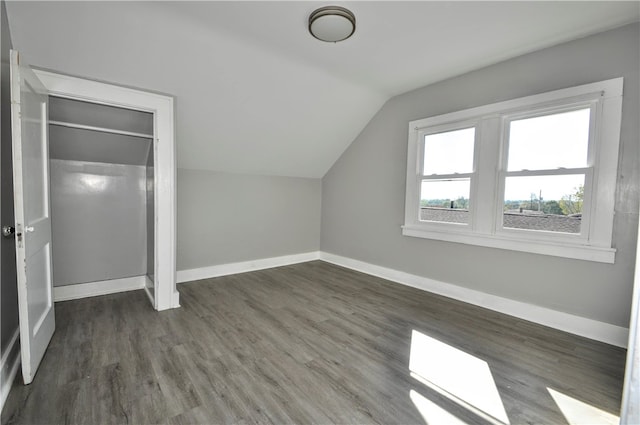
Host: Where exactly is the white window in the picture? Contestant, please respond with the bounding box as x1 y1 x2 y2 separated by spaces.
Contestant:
403 78 623 263
420 125 476 225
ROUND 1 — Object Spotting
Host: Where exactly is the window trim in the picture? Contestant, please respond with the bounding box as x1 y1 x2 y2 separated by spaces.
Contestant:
403 78 623 263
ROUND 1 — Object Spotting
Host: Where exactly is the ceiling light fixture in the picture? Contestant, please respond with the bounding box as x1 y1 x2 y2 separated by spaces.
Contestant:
308 6 356 43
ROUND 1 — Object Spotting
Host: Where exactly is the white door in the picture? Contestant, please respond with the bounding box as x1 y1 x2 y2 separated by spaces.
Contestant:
10 50 55 384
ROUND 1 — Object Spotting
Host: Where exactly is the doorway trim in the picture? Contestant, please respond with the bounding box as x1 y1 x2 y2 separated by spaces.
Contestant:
34 69 179 311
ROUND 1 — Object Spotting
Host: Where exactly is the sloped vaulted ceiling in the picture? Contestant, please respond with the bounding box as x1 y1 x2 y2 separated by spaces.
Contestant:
5 1 640 178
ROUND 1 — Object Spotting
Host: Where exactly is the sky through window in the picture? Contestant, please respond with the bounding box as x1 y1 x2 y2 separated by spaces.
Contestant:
422 108 589 201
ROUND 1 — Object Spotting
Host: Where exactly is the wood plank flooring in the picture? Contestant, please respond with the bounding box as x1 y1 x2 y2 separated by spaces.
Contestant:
1 261 627 424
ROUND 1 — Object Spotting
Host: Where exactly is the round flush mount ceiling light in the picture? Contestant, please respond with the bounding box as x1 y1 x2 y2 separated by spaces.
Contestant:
308 6 356 43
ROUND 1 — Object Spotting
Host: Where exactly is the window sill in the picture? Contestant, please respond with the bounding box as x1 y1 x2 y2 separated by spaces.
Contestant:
401 225 615 263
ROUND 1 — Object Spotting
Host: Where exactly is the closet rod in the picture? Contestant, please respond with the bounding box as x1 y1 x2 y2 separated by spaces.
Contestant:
49 120 153 140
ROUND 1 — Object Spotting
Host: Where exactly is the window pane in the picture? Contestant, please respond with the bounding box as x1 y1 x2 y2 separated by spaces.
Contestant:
420 179 470 224
507 108 590 171
424 127 475 175
503 174 585 234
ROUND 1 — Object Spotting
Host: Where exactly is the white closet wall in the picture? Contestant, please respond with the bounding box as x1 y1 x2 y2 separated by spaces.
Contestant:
48 97 154 287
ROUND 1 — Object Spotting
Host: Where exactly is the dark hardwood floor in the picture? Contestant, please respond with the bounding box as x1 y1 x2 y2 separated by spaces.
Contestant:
1 261 627 424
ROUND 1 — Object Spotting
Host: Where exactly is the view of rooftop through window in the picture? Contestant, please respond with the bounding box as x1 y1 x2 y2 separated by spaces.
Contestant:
420 108 591 233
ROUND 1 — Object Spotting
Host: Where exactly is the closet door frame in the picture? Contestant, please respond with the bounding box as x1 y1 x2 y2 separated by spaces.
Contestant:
33 69 179 311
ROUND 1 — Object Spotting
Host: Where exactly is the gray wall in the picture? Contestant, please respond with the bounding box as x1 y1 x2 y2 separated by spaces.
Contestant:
321 23 640 328
0 0 18 357
50 159 147 286
177 169 321 271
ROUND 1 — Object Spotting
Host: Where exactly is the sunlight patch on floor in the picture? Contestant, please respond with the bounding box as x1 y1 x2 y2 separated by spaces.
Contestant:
409 330 510 425
410 389 470 425
547 387 619 425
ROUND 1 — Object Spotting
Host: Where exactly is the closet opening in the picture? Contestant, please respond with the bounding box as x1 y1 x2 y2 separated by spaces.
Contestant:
48 96 156 304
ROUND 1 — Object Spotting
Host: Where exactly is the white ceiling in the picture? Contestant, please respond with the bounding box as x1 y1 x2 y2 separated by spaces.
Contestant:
6 1 639 178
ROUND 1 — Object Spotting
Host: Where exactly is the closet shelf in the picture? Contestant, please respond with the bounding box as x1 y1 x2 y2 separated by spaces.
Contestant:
50 120 153 139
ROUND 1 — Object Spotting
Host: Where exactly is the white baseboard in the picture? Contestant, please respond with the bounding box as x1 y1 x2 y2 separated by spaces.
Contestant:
177 251 321 283
1 330 21 414
319 251 629 348
54 275 147 302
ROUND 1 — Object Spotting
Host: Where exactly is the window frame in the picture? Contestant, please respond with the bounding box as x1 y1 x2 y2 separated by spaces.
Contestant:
416 120 480 229
496 101 597 243
403 78 623 263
